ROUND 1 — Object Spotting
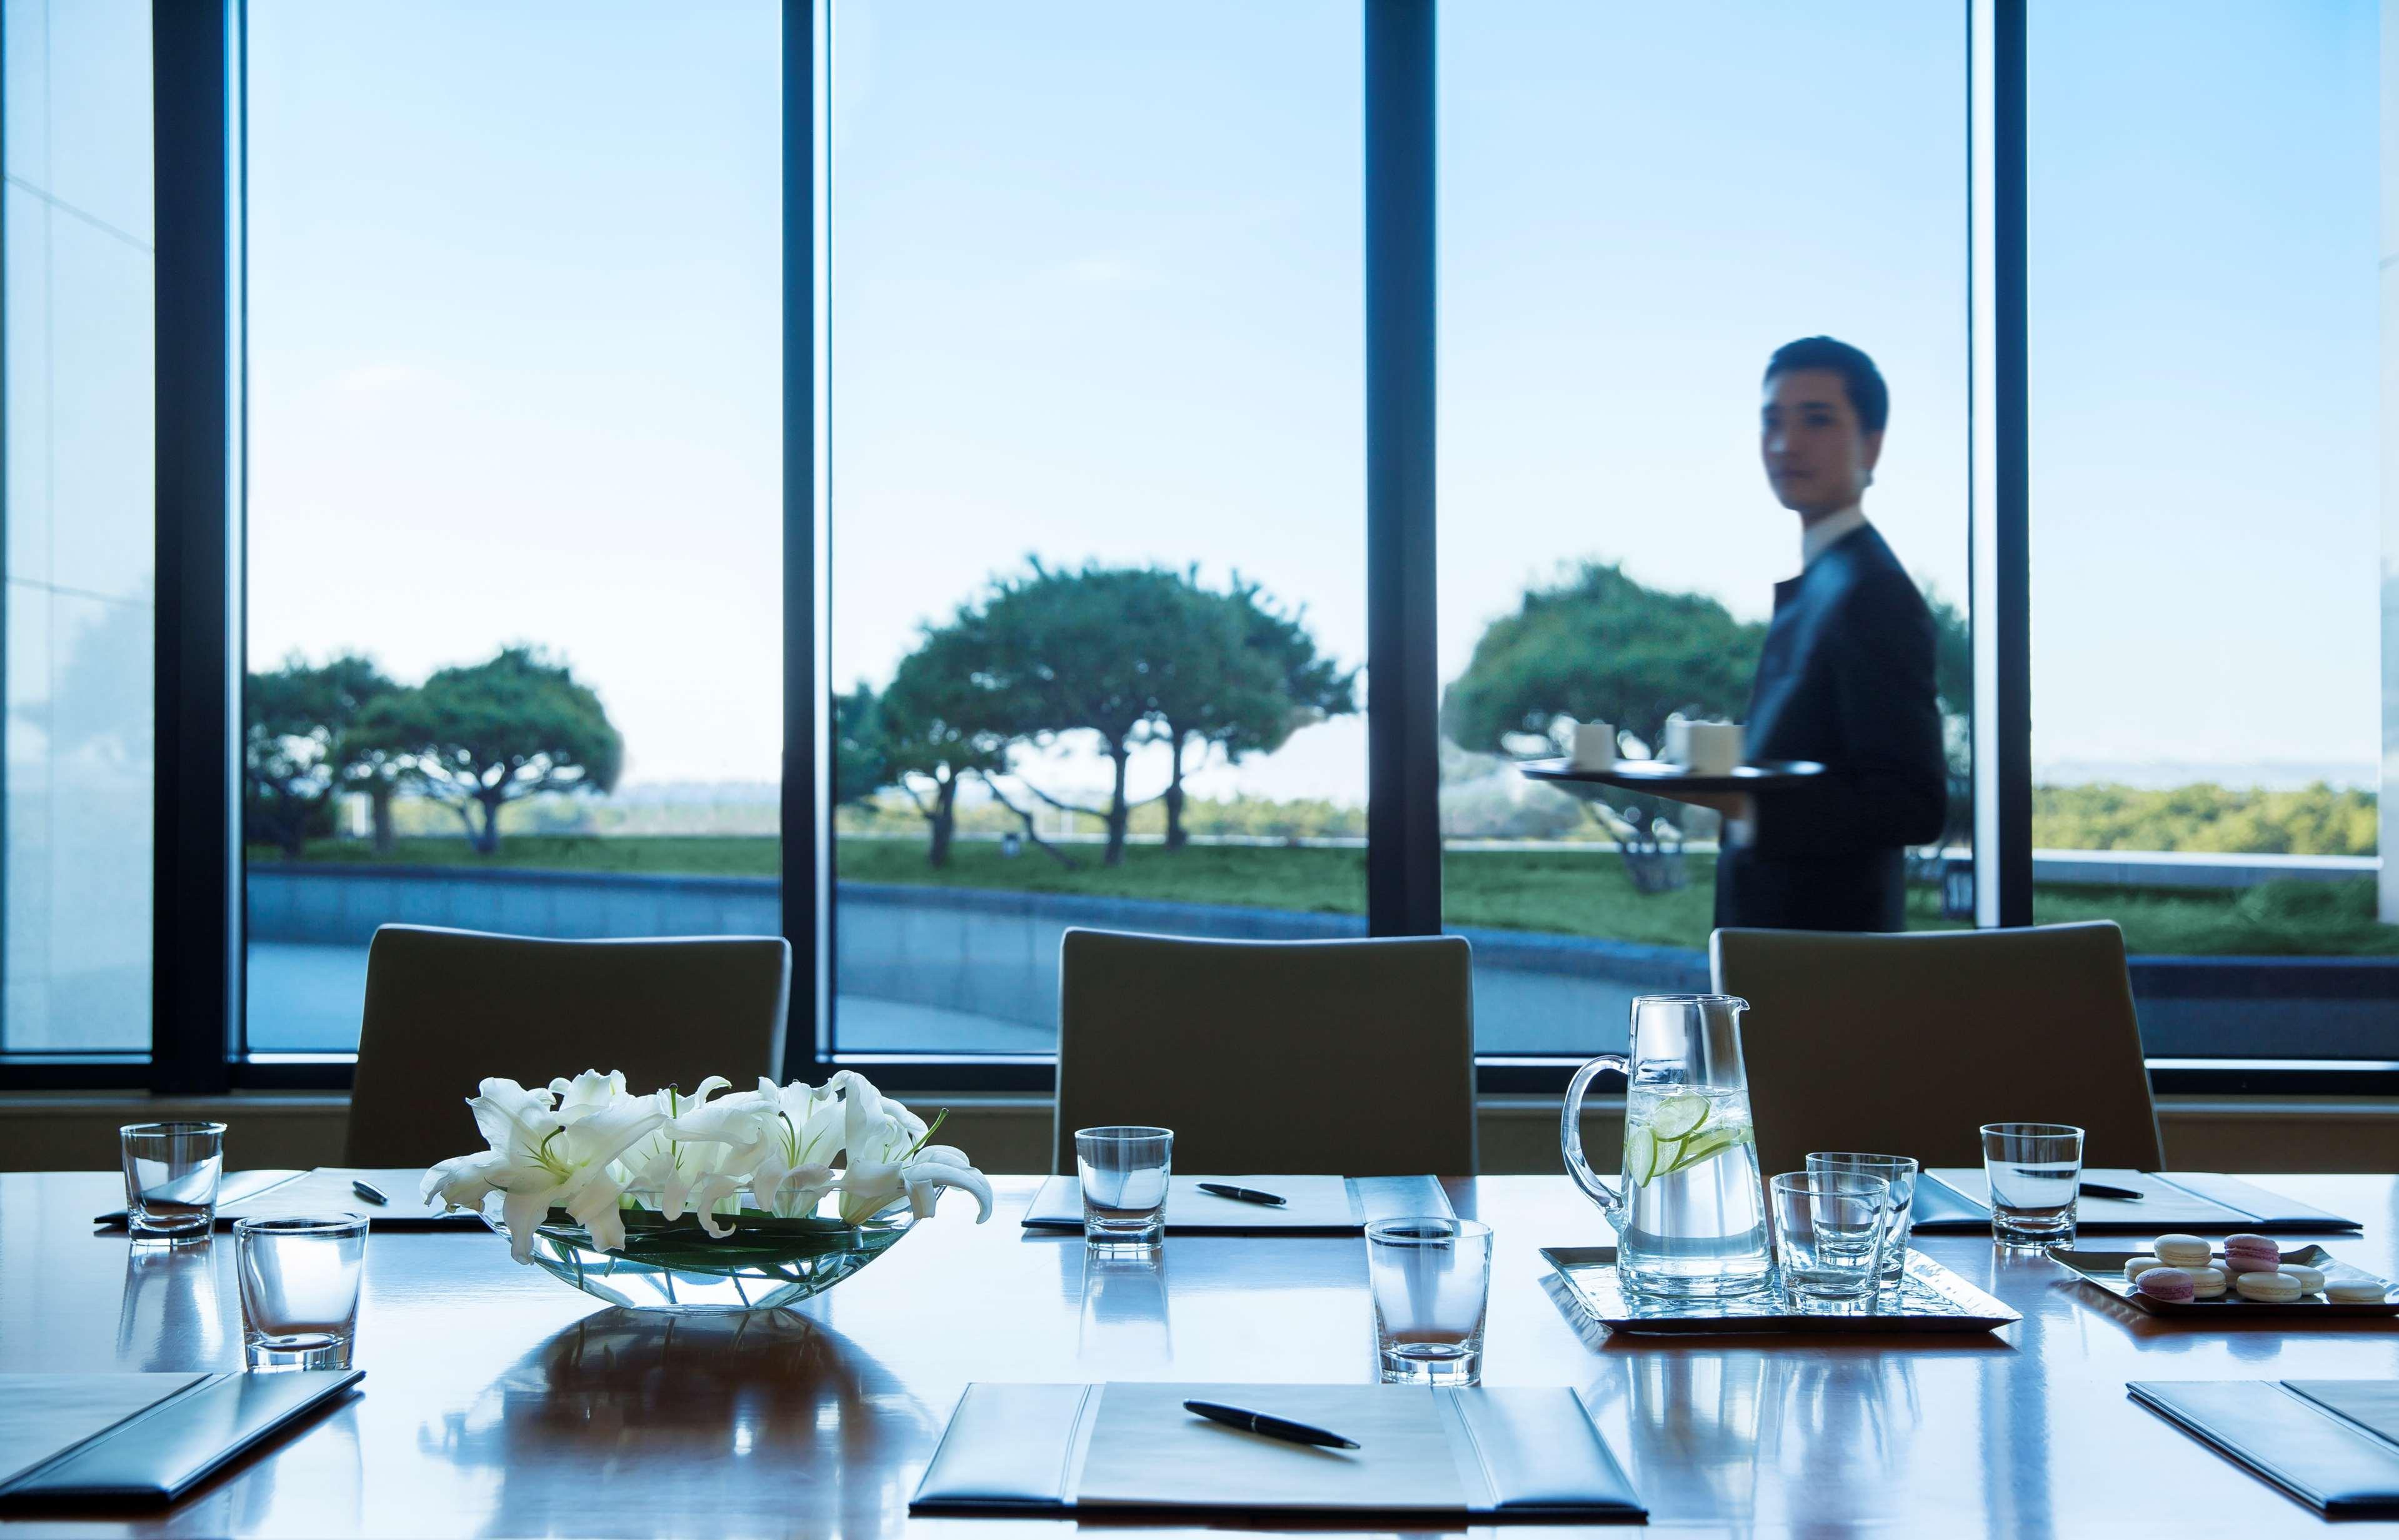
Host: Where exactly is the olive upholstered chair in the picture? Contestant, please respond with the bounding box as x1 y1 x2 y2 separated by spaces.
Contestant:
344 924 791 1168
1053 928 1479 1176
1711 920 2162 1180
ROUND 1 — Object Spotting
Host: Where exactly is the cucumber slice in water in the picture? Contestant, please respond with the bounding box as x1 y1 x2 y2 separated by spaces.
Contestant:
1624 1126 1658 1187
1650 1092 1709 1141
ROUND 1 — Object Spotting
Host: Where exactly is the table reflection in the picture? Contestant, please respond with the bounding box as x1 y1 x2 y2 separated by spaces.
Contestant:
117 1240 231 1370
421 1308 933 1538
1078 1248 1173 1370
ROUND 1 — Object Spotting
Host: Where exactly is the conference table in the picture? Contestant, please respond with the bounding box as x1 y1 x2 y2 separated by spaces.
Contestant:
4 1171 2399 1536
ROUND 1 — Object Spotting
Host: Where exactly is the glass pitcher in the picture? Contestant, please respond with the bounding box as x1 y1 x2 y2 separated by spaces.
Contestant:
1562 994 1771 1298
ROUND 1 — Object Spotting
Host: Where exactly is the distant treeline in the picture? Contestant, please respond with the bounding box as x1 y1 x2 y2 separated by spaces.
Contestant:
2032 782 2376 857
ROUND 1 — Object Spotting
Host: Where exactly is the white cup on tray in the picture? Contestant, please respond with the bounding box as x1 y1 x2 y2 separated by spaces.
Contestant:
1570 722 1617 770
1681 721 1744 777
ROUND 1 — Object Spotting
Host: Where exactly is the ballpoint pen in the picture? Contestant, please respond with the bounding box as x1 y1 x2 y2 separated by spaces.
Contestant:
2079 1182 2142 1200
350 1179 390 1206
1196 1182 1287 1207
1184 1401 1359 1450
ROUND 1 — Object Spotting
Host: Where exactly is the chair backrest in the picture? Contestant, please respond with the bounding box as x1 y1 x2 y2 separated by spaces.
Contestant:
1054 928 1477 1177
1710 921 2162 1179
344 925 791 1168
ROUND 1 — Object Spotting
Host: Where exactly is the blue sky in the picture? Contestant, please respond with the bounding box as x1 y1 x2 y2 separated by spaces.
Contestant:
244 1 2380 797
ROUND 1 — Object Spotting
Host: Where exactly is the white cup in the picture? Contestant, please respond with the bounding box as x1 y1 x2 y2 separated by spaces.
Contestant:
1662 716 1690 767
1683 721 1744 776
1570 722 1617 770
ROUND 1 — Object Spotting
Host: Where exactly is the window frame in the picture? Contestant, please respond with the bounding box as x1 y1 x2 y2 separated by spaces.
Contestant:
0 0 2381 1098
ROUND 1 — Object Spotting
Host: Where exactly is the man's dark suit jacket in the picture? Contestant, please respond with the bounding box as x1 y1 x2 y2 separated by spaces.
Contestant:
1713 522 1948 932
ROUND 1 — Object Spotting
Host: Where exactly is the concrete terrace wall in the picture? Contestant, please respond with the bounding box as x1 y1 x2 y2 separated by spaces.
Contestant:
245 865 2399 1058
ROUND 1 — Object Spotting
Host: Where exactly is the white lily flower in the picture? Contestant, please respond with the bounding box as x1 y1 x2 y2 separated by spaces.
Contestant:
421 1075 666 1262
751 1078 844 1218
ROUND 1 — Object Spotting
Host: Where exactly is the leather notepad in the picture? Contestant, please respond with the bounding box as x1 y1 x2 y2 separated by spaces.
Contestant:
910 1381 1645 1521
96 1168 479 1231
2131 1380 2399 1516
0 1371 362 1510
1914 1168 2358 1234
1019 1175 1453 1234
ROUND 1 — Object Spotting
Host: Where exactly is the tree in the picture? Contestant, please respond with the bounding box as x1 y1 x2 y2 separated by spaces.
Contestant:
832 683 886 811
875 625 1014 868
1444 564 1766 891
968 562 1192 868
1146 577 1357 850
362 645 621 854
242 653 401 858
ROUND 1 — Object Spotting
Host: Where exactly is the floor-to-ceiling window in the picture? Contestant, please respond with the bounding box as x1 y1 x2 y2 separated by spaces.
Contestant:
241 1 782 1053
1435 2 1973 1056
824 1 1365 1055
2029 0 2390 1058
2 0 154 1053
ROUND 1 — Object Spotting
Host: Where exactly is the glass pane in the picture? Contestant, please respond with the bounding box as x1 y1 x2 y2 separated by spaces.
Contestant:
828 2 1366 1054
3 0 155 1053
242 1 781 1053
1437 4 1972 1056
2030 0 2395 1056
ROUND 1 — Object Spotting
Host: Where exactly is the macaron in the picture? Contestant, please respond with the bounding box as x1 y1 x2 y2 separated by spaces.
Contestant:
2184 1265 2230 1299
2284 1266 2327 1294
2153 1234 2212 1268
2222 1234 2281 1274
2122 1255 2165 1282
2233 1269 2304 1303
2136 1268 2196 1303
2328 1278 2391 1303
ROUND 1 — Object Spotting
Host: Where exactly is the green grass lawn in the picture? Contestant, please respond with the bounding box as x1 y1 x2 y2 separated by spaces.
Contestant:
254 835 2399 957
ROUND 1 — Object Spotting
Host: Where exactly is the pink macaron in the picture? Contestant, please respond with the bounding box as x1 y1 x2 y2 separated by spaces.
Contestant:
2136 1268 2197 1303
2222 1234 2281 1275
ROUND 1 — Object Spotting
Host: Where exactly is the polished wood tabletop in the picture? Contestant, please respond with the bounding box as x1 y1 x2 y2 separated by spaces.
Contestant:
6 1172 2399 1537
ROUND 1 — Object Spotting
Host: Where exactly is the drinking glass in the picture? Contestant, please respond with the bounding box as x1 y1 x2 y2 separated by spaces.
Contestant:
1980 1123 2085 1248
1075 1126 1172 1249
1769 1172 1889 1302
119 1122 227 1244
1806 1151 1920 1289
234 1215 369 1371
1366 1216 1492 1385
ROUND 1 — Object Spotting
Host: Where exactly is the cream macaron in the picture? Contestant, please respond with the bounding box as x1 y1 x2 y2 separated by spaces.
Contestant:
2328 1278 2391 1303
2152 1234 2211 1269
2122 1256 2166 1282
2233 1269 2304 1303
2183 1265 2230 1299
2283 1265 2327 1294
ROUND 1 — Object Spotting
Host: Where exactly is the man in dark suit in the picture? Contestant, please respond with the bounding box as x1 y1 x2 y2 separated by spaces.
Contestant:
1699 337 1948 931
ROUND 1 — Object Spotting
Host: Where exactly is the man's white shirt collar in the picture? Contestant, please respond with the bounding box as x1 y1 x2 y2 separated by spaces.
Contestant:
1800 504 1869 570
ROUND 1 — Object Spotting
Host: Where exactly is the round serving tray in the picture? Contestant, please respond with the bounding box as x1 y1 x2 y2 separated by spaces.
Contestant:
1519 757 1827 795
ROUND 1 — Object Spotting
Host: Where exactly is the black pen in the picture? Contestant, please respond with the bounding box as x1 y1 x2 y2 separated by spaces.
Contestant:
350 1179 389 1206
1197 1182 1287 1208
2080 1182 2143 1201
1184 1400 1359 1450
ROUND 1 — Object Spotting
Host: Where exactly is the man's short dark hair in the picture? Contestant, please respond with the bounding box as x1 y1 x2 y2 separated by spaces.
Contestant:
1764 337 1888 435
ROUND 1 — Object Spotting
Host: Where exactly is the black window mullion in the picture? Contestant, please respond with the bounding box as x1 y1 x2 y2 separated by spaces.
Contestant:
152 0 242 1095
1364 0 1442 941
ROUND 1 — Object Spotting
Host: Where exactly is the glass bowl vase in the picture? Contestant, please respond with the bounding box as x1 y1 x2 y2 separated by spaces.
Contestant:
483 1190 915 1312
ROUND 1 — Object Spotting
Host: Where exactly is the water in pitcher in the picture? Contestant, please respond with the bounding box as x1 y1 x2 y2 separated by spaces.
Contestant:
1618 1083 1770 1296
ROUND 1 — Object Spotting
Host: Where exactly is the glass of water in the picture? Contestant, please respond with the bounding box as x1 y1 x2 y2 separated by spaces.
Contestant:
1075 1126 1172 1249
1807 1151 1920 1289
1366 1216 1492 1385
234 1215 369 1371
1769 1171 1890 1301
1980 1122 2085 1249
119 1122 227 1245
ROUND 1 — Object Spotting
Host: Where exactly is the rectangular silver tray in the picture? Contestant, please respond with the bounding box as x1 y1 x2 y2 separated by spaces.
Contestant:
2052 1244 2399 1319
1542 1246 2020 1335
